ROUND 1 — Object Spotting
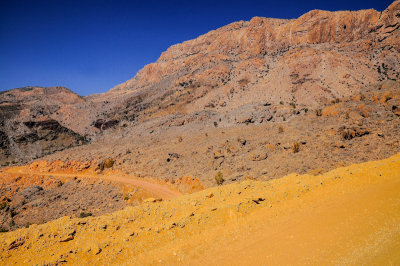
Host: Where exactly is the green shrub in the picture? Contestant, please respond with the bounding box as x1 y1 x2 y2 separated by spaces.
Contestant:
79 212 93 218
215 171 225 186
98 158 115 171
103 158 115 168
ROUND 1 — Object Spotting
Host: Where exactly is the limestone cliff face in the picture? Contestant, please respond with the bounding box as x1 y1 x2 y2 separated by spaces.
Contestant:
105 0 399 122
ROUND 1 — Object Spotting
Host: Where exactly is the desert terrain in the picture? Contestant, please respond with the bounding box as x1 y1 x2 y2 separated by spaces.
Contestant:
0 0 400 264
1 153 399 264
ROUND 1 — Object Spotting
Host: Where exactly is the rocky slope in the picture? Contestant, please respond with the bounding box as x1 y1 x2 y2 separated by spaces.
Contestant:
0 87 90 165
44 80 400 186
1 1 400 168
0 160 190 231
1 152 399 265
99 0 400 124
0 2 400 263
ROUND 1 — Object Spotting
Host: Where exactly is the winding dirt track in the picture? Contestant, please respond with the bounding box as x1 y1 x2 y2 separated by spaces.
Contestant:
3 168 182 199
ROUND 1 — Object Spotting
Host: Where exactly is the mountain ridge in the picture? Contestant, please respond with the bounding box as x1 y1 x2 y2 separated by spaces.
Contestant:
0 1 399 179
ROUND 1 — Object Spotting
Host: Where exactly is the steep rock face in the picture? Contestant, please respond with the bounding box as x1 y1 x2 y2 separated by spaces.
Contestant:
0 87 88 165
101 1 399 124
0 86 94 134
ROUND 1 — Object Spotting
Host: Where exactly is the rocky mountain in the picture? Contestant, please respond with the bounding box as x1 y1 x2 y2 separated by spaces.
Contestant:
0 0 399 178
0 2 400 260
96 0 400 125
0 87 88 165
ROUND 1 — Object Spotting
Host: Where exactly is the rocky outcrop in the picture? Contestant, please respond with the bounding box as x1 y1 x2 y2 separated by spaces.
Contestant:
0 87 88 165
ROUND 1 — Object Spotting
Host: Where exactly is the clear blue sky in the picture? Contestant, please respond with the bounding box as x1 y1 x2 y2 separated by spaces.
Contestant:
0 0 393 96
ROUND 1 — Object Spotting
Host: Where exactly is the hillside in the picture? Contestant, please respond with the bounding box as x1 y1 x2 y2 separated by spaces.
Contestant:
0 1 400 264
0 1 399 168
1 152 399 264
0 87 89 165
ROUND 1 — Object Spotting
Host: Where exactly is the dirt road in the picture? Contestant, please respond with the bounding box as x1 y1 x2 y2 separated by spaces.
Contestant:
3 167 182 199
1 154 399 265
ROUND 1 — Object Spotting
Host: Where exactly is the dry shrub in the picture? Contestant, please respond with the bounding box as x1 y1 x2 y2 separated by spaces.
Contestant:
103 158 115 168
341 130 354 140
292 142 300 153
79 212 92 218
0 201 7 210
278 126 284 133
315 109 322 116
97 158 115 171
214 171 225 186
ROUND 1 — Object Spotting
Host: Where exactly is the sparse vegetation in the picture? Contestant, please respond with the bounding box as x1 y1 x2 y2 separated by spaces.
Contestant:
292 142 300 153
0 227 8 233
103 158 115 168
341 130 353 140
79 212 93 218
98 158 115 171
25 222 32 228
0 201 7 210
215 171 225 185
315 109 322 116
278 126 284 133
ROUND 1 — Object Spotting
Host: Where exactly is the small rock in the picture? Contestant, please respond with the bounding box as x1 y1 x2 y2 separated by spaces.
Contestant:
251 153 268 161
60 236 74 242
8 239 25 250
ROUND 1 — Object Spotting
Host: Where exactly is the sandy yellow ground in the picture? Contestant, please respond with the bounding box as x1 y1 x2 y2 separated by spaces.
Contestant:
1 153 400 265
